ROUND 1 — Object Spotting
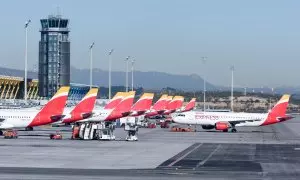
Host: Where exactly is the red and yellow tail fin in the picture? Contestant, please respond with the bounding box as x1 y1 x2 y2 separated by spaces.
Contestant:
175 96 184 109
167 96 184 110
131 93 154 111
182 98 196 112
70 88 98 117
262 94 291 126
104 92 126 109
29 86 70 126
42 86 70 115
270 94 290 116
152 94 168 111
113 91 136 113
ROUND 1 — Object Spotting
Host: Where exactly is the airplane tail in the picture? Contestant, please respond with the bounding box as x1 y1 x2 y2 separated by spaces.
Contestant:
29 86 70 126
165 96 173 109
104 92 126 109
152 94 168 111
175 96 184 110
131 93 154 112
270 94 290 116
69 88 99 121
182 98 196 112
114 91 136 114
262 94 292 125
167 96 184 111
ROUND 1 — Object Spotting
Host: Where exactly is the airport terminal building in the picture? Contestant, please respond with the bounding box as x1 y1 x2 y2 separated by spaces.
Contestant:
0 74 94 101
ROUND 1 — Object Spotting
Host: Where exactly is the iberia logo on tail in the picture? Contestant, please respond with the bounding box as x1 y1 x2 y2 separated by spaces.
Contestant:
104 92 127 109
29 86 70 127
262 94 291 126
63 88 99 123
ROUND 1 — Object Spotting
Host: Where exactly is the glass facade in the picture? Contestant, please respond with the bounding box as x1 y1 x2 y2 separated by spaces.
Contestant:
38 15 70 98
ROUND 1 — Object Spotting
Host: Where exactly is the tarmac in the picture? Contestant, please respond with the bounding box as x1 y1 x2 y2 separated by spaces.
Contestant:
0 116 299 179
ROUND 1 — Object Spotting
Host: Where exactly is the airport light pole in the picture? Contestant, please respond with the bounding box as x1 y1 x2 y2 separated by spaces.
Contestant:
131 59 135 91
201 56 207 111
230 65 235 112
89 42 95 89
108 49 114 100
125 56 130 92
24 19 31 103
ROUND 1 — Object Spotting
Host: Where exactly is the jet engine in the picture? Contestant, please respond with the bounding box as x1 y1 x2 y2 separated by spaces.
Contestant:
215 122 230 131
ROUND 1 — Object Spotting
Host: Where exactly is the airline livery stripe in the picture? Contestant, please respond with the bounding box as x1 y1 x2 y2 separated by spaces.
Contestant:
51 92 69 99
81 94 98 101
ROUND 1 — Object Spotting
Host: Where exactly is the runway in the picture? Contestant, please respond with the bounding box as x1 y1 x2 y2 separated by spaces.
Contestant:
0 116 299 179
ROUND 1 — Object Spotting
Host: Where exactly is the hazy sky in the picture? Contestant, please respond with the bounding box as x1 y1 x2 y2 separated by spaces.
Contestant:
0 0 299 88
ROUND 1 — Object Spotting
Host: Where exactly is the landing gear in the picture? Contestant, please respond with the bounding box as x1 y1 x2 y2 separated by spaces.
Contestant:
223 129 228 132
25 127 33 131
230 124 237 133
0 130 3 136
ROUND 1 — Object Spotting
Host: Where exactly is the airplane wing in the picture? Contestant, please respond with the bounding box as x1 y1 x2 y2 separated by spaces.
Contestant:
217 118 262 126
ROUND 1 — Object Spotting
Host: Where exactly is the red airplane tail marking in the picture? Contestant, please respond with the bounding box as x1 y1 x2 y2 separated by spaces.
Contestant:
131 93 154 112
104 92 126 109
182 98 196 112
106 91 136 121
167 96 184 111
152 94 168 111
64 88 98 123
29 86 70 127
262 94 291 126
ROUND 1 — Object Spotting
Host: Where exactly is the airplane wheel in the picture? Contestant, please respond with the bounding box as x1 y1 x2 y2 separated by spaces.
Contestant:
223 129 228 132
0 131 3 136
231 129 237 133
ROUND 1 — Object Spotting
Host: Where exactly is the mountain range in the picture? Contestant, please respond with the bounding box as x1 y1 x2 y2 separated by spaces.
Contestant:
0 66 299 94
70 67 215 91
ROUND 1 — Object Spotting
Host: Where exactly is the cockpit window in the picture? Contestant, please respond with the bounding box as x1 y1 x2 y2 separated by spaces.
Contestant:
178 114 185 117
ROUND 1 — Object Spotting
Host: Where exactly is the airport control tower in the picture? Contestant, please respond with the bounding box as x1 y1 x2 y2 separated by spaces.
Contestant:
38 14 70 98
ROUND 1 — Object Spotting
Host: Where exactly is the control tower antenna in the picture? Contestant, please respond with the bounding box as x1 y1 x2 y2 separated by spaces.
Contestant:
57 6 61 17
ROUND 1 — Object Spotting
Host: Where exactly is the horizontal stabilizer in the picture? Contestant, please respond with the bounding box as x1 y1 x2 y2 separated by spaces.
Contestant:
50 115 66 122
277 115 294 121
81 112 93 119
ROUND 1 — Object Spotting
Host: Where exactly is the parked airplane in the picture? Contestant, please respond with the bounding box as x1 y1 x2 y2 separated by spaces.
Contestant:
144 94 169 117
173 94 293 132
0 86 70 134
163 96 184 115
104 92 127 109
84 91 136 122
56 88 99 124
180 98 196 112
130 93 154 116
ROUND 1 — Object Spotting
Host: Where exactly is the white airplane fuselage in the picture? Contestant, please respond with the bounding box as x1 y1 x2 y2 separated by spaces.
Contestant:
173 111 268 127
0 109 38 129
